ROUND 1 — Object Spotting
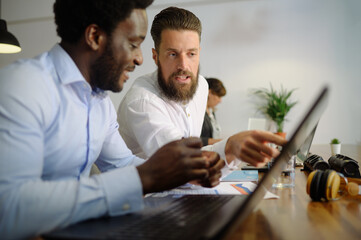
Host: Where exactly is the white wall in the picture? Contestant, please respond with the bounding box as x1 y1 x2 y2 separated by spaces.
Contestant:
1 0 360 144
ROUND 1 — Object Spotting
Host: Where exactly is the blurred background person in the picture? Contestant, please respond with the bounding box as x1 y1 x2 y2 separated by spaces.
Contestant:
201 77 227 146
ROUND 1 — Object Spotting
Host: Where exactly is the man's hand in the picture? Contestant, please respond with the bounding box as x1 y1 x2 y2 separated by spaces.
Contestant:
137 137 222 194
191 151 225 188
225 130 287 167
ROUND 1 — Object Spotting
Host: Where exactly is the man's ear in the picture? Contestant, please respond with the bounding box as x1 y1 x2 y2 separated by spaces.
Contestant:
152 48 158 65
84 24 106 51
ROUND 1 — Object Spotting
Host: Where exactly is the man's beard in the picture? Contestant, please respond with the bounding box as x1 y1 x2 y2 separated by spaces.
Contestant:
90 42 125 93
157 62 199 103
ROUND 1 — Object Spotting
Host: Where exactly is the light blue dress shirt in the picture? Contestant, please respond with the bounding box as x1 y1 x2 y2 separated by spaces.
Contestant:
0 44 145 239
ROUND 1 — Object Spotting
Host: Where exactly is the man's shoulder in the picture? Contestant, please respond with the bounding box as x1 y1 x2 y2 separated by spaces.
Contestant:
133 71 157 89
0 54 52 91
198 75 208 90
125 71 162 102
0 52 61 111
191 74 209 102
1 54 48 77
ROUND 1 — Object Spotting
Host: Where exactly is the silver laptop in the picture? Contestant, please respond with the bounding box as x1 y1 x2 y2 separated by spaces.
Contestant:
43 87 329 240
295 123 318 165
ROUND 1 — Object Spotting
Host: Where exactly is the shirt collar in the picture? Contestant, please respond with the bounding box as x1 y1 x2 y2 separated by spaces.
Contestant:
49 44 107 99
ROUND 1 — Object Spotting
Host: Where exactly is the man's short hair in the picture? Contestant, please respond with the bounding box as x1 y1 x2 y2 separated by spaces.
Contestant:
54 0 153 43
150 6 202 52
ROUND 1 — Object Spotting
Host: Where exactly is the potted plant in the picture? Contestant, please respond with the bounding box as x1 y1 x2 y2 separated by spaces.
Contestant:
330 138 341 155
251 84 297 138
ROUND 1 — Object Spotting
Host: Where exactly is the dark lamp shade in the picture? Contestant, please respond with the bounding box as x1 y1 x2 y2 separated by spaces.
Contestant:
0 19 21 54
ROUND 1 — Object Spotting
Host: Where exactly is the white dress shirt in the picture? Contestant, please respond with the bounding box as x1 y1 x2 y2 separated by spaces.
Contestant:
118 71 229 162
0 44 145 239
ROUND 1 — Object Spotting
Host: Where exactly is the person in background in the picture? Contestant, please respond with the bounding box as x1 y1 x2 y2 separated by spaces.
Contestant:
0 1 224 239
201 77 226 146
117 6 286 168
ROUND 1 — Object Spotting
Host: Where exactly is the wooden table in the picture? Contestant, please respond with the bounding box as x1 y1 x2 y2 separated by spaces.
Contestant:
224 144 361 240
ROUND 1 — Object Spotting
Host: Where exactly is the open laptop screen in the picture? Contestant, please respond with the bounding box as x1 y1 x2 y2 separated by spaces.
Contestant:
296 123 318 163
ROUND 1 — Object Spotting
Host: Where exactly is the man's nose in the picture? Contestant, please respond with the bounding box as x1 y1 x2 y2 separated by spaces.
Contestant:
134 49 143 66
176 54 187 70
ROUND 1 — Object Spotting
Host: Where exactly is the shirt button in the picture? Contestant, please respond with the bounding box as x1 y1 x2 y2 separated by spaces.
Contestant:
122 203 131 211
187 113 190 117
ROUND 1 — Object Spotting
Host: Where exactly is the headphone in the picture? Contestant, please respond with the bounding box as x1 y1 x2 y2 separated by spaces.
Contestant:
328 154 361 178
306 169 360 201
303 154 330 171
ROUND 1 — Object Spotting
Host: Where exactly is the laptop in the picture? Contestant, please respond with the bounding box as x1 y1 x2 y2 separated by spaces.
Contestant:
43 86 329 240
295 123 318 164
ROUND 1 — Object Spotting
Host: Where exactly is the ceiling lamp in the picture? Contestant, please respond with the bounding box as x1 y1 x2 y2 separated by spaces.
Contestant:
0 19 21 54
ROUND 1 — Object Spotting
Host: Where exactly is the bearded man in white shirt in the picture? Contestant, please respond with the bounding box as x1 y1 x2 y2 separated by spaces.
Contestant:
118 7 286 168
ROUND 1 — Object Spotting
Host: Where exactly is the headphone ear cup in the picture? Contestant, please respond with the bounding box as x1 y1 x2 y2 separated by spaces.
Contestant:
306 170 317 195
318 169 331 200
307 170 323 201
325 170 340 200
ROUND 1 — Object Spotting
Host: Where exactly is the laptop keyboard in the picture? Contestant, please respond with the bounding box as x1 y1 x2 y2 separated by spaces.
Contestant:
106 195 233 240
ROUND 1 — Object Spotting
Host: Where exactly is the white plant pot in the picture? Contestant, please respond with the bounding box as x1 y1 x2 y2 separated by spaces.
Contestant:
330 144 341 155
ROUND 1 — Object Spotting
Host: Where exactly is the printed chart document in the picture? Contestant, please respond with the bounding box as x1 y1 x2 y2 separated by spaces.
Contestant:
149 169 279 199
221 170 258 182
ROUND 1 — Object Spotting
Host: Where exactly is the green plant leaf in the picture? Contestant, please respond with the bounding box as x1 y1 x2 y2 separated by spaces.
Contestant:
251 83 297 132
